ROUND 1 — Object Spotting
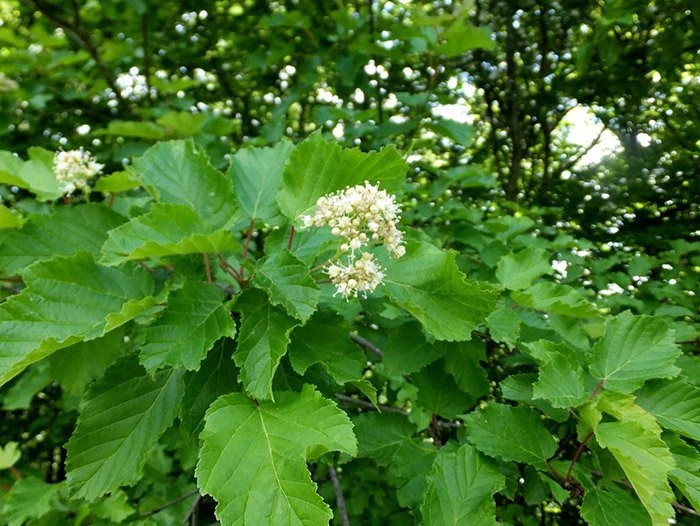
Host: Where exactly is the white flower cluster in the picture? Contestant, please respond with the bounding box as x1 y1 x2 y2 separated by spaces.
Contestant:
303 181 405 299
115 67 154 101
53 148 103 195
303 180 405 258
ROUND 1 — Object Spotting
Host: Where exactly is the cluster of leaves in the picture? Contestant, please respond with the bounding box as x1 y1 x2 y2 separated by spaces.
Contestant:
0 132 698 525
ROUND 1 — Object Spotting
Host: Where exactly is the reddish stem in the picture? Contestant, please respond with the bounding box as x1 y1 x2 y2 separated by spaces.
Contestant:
239 219 255 278
10 466 22 480
108 192 116 208
287 225 295 250
203 253 212 283
589 379 605 400
566 431 594 483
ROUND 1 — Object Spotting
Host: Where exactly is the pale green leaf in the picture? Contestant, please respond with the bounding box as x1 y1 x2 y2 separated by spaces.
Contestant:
132 139 238 227
66 360 185 501
588 311 681 393
95 120 166 140
0 204 125 274
0 204 22 229
485 300 520 347
526 340 588 408
228 140 295 223
421 444 505 526
93 170 140 193
463 403 558 470
636 379 700 441
439 22 495 57
277 133 407 220
253 250 320 323
101 203 240 265
512 282 599 317
195 385 357 526
382 241 499 341
140 280 236 372
0 441 21 469
0 252 158 387
664 432 700 511
93 489 136 522
495 247 553 290
500 373 570 422
581 484 651 526
595 421 675 525
233 289 299 400
16 149 63 201
288 311 366 385
1 477 60 526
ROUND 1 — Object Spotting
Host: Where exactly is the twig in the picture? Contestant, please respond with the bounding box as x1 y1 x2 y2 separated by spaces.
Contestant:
589 379 605 400
335 393 406 414
565 431 594 483
349 333 383 358
287 225 295 250
239 219 255 280
141 488 199 517
203 253 212 283
673 502 700 517
327 467 350 526
184 494 202 525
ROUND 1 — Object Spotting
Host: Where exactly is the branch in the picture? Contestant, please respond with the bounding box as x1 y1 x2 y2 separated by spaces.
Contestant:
327 467 350 526
32 0 130 112
349 333 383 358
556 123 607 175
335 393 407 414
141 488 200 517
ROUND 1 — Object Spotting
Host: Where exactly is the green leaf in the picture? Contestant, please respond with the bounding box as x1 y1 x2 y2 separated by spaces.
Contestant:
664 433 700 511
228 140 295 224
0 204 22 229
233 289 299 400
180 341 238 437
2 362 50 410
390 438 438 512
101 203 240 265
140 281 236 372
485 300 520 347
195 385 357 525
430 119 474 146
0 441 21 469
0 252 158 387
636 379 700 440
14 149 63 201
595 421 676 525
512 282 599 318
382 322 446 377
253 250 320 323
277 133 407 220
463 403 558 470
1 477 60 526
588 311 681 393
93 489 136 522
526 340 588 408
500 374 569 422
0 204 125 274
95 120 166 140
442 340 490 398
132 139 238 227
66 360 185 501
93 170 140 193
383 240 499 341
288 311 366 385
49 329 125 396
354 412 416 465
421 444 505 526
496 247 553 290
413 362 475 419
581 484 651 526
439 22 494 57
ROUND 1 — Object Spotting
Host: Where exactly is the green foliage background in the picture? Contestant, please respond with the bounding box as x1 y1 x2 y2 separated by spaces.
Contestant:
0 1 697 525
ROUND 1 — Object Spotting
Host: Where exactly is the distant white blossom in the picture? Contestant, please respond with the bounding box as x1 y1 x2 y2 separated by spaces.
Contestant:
53 148 103 195
551 259 568 278
598 282 625 296
114 67 154 101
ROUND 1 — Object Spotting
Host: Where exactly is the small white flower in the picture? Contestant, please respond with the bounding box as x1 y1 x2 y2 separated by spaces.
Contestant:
53 148 103 195
327 252 385 299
